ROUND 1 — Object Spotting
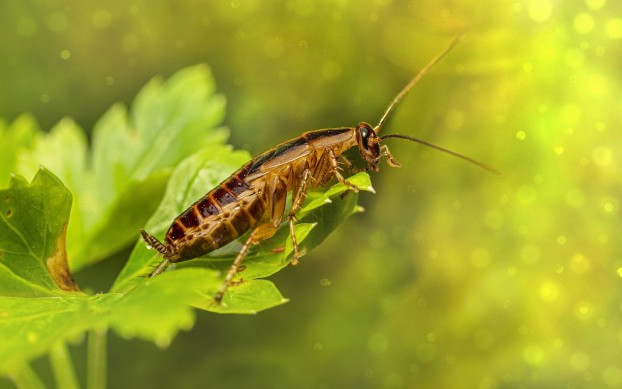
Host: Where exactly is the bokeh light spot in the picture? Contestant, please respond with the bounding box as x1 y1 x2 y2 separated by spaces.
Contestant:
523 345 544 365
16 18 37 37
518 186 537 205
616 268 622 278
575 301 592 319
92 9 112 29
554 146 564 155
570 253 590 274
516 130 526 140
606 18 622 39
528 0 553 22
557 235 567 245
574 13 595 34
592 146 612 167
586 0 606 9
27 331 38 343
60 50 71 60
602 198 616 213
540 282 559 302
587 73 607 96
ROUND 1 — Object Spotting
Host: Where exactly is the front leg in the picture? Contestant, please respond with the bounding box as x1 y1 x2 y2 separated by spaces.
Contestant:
329 149 359 193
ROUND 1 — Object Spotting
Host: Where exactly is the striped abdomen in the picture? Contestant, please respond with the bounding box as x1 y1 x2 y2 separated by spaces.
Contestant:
163 163 265 262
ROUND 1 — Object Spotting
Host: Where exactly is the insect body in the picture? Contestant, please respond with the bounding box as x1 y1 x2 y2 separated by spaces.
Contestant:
140 36 497 303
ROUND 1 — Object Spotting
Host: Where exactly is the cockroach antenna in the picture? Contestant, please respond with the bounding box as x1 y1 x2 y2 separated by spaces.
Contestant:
374 35 464 134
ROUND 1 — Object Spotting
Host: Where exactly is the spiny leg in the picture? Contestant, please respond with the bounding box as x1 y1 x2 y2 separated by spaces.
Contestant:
140 229 173 277
329 149 359 192
149 258 170 277
339 154 360 174
379 144 401 167
214 223 278 304
288 167 311 265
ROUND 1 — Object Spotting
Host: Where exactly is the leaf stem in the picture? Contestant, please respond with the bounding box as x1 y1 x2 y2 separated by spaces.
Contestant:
7 362 45 389
87 327 107 389
50 342 80 389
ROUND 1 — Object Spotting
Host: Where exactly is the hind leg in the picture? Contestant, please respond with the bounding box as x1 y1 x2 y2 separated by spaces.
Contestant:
214 223 278 304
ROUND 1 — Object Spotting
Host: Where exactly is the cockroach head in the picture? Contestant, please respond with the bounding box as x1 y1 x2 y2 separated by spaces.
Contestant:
355 122 381 171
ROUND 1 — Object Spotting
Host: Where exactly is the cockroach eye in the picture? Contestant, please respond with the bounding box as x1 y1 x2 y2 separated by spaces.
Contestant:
360 126 371 149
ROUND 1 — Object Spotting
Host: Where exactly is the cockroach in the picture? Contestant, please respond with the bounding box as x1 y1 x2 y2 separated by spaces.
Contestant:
140 36 498 304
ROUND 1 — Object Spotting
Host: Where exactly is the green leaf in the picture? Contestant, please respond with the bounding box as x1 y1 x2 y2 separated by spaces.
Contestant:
15 64 229 271
0 167 78 296
194 280 289 314
113 138 374 313
0 169 220 370
0 268 217 371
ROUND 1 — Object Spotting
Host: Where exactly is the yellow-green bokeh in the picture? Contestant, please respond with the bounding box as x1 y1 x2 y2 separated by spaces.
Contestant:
1 0 621 387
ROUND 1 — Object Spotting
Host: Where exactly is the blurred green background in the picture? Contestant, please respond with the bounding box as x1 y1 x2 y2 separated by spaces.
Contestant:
2 0 621 388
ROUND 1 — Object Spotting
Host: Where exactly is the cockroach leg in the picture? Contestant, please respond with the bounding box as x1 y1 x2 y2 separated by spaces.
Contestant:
288 167 311 265
339 155 360 173
149 258 170 278
329 149 359 192
141 229 171 257
380 145 401 168
214 223 278 304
